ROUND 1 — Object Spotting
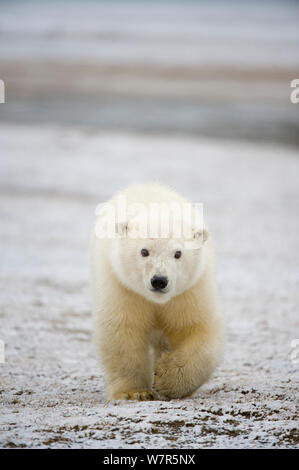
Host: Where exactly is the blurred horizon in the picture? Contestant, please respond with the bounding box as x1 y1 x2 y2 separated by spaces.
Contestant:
0 0 299 146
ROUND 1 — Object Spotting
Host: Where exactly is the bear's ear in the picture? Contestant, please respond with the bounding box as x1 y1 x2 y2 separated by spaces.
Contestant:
115 220 129 238
193 227 209 244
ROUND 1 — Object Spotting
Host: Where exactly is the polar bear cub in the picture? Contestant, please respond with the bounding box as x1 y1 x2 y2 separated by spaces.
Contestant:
90 183 224 400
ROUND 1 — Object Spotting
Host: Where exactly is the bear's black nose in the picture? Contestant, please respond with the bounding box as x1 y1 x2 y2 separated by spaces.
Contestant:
151 275 168 290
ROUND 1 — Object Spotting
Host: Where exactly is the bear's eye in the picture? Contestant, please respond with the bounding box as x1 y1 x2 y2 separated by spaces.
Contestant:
141 248 149 257
174 250 182 259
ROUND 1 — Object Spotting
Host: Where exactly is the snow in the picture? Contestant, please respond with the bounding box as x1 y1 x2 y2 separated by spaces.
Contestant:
0 124 298 448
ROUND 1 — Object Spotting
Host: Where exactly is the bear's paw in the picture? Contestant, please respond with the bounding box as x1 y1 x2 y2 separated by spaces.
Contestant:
113 390 158 401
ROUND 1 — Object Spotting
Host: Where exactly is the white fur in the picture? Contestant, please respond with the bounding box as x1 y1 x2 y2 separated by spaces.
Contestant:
90 183 224 400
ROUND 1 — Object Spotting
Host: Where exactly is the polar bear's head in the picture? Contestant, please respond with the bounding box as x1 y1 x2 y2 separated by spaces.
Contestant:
109 225 209 304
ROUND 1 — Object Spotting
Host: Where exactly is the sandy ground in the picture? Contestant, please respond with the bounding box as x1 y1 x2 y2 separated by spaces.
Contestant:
0 124 298 448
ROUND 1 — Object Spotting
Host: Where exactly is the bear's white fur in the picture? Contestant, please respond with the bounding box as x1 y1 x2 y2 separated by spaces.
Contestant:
90 183 224 400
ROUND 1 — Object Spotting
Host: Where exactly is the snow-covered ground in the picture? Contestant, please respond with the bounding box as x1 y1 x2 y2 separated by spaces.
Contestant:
0 124 298 448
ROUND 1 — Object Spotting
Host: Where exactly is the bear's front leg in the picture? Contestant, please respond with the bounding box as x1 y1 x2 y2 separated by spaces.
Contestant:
101 329 156 400
96 300 157 401
153 324 223 399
